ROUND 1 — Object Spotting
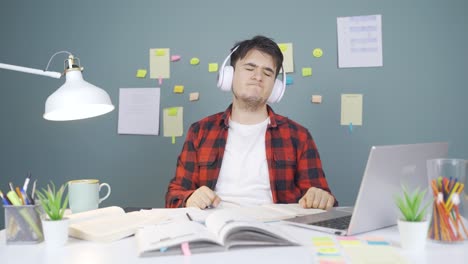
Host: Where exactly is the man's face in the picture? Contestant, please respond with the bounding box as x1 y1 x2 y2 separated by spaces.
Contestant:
232 49 277 107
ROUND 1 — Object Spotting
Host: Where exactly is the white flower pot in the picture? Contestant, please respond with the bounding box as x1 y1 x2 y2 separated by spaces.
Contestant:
41 218 69 246
397 219 429 251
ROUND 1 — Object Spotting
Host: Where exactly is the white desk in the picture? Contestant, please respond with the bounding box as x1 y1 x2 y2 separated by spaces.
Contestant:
0 223 466 264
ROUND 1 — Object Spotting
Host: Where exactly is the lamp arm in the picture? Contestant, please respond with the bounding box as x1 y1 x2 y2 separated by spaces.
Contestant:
0 63 61 79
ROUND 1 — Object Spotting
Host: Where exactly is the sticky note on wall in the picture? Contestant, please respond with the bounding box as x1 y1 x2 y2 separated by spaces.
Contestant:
173 85 184 93
277 43 294 73
163 107 183 137
150 48 170 79
189 92 199 101
341 94 363 126
190 58 200 65
208 63 218 72
136 69 147 78
302 67 312 77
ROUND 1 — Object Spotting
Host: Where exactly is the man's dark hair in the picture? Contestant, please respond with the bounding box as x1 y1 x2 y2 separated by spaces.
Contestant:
230 35 284 77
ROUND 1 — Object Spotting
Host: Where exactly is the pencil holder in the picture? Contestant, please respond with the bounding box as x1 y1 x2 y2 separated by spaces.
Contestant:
4 204 44 244
428 176 468 242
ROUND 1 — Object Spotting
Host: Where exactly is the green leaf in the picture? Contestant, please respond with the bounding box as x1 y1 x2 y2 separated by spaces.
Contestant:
395 184 429 222
36 181 69 221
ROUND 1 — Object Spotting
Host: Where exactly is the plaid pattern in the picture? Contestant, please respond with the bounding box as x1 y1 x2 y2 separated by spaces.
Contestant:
165 104 336 208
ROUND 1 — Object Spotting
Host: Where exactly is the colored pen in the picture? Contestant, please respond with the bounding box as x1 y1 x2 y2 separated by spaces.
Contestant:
21 189 31 205
0 190 11 205
15 187 24 205
9 182 14 192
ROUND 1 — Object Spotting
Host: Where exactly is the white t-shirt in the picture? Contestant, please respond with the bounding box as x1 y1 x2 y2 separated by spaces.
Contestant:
215 117 273 206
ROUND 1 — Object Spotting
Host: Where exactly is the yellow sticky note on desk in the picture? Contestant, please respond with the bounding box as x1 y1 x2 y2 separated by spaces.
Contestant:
168 107 178 116
302 67 312 77
208 63 218 72
136 69 147 78
155 49 166 56
173 85 184 94
190 57 200 65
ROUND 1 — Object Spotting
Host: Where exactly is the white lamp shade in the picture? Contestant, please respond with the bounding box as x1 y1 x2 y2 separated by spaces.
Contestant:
43 71 114 121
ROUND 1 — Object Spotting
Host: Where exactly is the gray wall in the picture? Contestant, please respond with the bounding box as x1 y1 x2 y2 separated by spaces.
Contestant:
1 0 467 228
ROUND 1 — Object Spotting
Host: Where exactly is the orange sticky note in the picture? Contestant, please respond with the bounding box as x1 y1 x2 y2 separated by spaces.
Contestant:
189 92 199 101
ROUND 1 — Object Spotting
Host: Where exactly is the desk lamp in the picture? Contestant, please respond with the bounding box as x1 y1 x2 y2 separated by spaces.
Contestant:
0 51 114 121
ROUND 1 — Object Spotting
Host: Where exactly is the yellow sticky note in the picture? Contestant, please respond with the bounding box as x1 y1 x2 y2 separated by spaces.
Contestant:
173 85 184 94
313 48 323 58
150 48 170 79
302 67 312 77
208 63 218 72
189 92 199 101
317 247 340 254
136 69 147 78
168 107 178 116
278 44 288 52
313 241 336 247
190 57 200 65
341 94 363 126
278 43 294 73
155 49 166 56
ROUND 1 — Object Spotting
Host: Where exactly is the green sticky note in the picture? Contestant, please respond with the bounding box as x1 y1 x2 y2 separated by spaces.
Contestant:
190 57 200 65
172 136 175 144
168 107 178 116
208 63 218 72
136 69 147 78
278 44 287 52
313 48 323 58
155 49 166 56
302 67 312 77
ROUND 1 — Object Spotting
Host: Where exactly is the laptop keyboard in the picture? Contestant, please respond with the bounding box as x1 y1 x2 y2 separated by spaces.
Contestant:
312 215 352 230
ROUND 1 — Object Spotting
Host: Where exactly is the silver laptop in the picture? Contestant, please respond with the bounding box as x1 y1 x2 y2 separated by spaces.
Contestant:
283 142 449 236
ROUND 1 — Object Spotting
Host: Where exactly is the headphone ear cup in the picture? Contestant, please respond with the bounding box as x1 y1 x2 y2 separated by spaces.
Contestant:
267 79 285 103
217 66 234 92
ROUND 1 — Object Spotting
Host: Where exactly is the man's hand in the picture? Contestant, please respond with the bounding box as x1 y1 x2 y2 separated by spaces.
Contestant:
186 186 221 209
298 187 335 210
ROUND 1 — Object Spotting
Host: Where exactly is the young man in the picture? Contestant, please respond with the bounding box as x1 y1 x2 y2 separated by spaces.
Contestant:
165 35 336 210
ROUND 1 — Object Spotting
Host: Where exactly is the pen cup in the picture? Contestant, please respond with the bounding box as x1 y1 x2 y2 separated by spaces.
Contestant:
4 204 44 244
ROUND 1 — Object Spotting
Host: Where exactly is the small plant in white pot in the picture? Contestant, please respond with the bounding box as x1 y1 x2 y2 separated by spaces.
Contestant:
36 182 69 246
395 185 431 251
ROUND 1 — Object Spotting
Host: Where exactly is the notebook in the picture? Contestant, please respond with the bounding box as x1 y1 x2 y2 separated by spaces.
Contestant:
283 142 449 236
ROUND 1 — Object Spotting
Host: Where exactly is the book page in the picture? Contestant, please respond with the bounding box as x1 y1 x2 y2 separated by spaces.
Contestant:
136 220 222 256
69 208 168 242
67 206 125 224
205 209 255 236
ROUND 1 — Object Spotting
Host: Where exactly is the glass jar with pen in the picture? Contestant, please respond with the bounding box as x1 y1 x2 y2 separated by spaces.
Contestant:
1 175 43 244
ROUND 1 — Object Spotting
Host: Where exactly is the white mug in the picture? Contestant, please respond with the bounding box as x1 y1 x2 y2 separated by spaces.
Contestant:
68 179 111 213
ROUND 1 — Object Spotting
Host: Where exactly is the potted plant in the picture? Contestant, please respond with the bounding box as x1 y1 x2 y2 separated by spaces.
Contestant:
395 185 431 250
36 181 69 246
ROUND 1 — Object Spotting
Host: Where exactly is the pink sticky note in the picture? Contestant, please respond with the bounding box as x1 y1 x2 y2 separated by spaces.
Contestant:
171 55 181 61
159 77 163 85
181 242 191 256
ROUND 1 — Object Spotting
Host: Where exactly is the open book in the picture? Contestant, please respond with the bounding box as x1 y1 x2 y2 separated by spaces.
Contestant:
67 206 168 243
135 209 300 257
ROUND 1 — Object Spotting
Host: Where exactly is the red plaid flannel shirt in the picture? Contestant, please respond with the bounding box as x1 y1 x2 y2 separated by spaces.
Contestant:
165 105 336 208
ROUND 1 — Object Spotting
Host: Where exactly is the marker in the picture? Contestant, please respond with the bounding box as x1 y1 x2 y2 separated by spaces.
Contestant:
6 191 22 206
15 187 24 205
31 179 37 201
23 172 31 192
186 212 193 221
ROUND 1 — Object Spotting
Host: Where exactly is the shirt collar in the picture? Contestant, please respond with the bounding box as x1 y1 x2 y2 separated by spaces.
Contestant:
220 104 284 129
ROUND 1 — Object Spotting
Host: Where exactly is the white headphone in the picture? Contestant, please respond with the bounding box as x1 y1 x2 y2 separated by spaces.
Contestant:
216 46 286 104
